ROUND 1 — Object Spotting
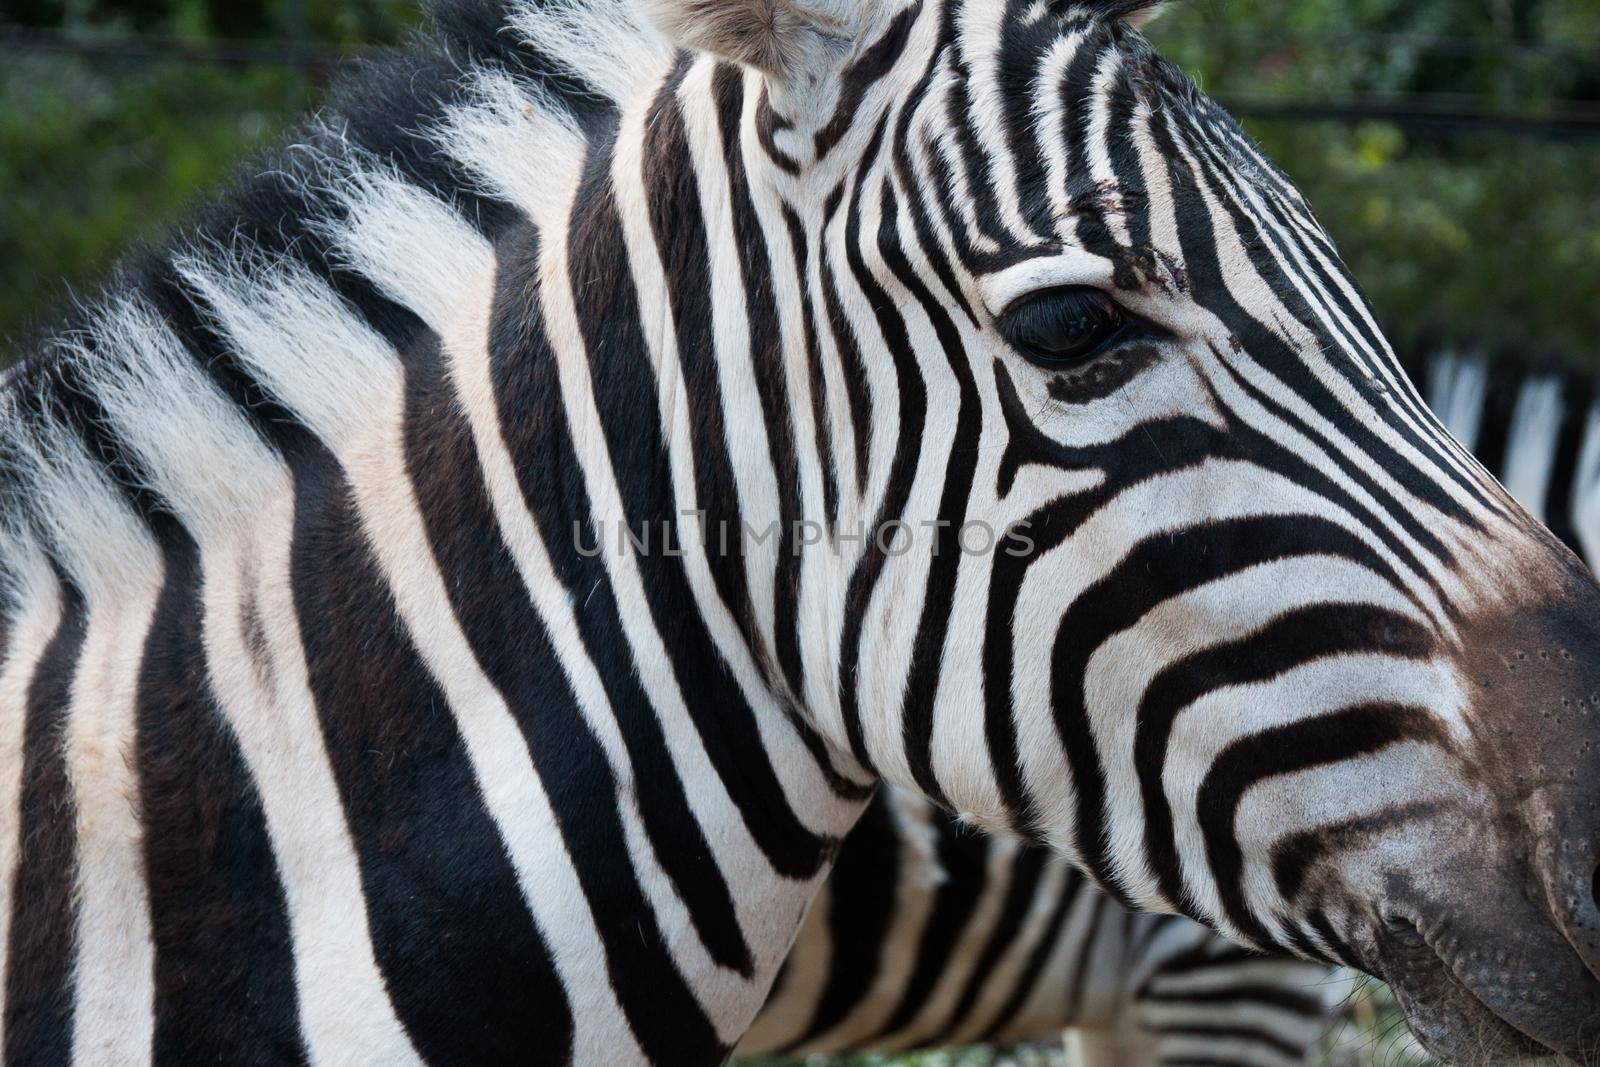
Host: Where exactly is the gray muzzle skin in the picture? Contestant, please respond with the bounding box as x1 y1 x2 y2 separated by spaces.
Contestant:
1381 586 1600 1064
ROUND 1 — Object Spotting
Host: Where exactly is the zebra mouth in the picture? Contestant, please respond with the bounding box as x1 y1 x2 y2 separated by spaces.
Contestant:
1378 914 1595 1066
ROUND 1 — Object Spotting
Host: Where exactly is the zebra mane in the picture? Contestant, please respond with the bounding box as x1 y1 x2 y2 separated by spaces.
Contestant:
0 0 684 608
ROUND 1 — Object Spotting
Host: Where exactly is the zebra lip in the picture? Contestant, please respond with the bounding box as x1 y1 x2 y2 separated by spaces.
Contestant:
1377 924 1560 1065
1377 909 1600 1065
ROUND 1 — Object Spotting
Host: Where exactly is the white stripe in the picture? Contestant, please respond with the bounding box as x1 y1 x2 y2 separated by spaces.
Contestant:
0 524 63 1058
325 162 755 1036
942 853 1072 1046
204 505 424 1067
1425 350 1489 453
64 586 161 1067
1 408 161 1067
1502 373 1564 520
508 0 672 106
85 300 421 1066
542 161 842 1038
182 253 648 1062
878 840 1014 1050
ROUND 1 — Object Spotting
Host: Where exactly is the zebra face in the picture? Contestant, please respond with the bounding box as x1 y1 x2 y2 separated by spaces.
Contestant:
650 0 1600 1058
642 0 1600 1059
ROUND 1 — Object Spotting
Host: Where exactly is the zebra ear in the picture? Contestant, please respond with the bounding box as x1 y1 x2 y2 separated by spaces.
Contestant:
644 0 863 83
1117 1 1167 28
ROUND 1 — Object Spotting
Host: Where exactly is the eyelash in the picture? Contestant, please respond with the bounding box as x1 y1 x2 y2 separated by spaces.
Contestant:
998 287 1129 368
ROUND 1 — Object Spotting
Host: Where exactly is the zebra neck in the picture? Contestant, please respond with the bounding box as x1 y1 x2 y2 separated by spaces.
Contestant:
411 65 876 1054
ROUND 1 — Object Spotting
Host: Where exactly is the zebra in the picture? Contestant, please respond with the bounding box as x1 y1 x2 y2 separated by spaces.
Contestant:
2 0 1599 1064
741 789 1342 1066
1418 348 1600 567
744 348 1600 1067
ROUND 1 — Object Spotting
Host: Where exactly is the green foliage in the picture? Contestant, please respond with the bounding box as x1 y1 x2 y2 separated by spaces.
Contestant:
0 0 419 352
1253 121 1600 363
1143 0 1600 364
0 56 303 344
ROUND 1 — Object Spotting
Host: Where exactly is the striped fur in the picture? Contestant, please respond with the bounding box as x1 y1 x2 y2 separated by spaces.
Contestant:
1 2 1598 1065
750 348 1600 1067
742 790 1340 1066
751 349 1600 1067
1419 349 1600 566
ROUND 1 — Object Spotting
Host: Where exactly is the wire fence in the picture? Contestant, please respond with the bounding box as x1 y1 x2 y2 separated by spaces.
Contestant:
5 24 1600 139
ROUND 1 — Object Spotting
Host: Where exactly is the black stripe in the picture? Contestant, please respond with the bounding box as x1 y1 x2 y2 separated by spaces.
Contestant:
489 220 759 972
819 183 874 500
1140 984 1325 1017
1141 942 1261 982
1145 1020 1311 1060
985 374 1234 834
712 68 808 699
783 203 841 533
1152 108 1493 550
1469 358 1522 482
85 267 314 1064
138 532 306 1064
813 4 922 160
643 75 766 686
402 333 725 1062
924 847 1050 1045
1269 799 1446 904
1198 704 1450 945
978 864 1084 1042
1054 37 1125 257
1209 353 1445 603
755 92 803 176
875 176 982 808
1177 107 1396 392
1062 892 1108 1025
4 580 86 1067
1136 601 1435 912
1305 908 1365 969
290 434 573 1066
867 814 992 1042
1542 373 1595 557
1057 517 1413 901
778 792 900 1052
890 22 976 327
1105 73 1151 253
836 119 923 772
570 139 834 879
940 8 1027 262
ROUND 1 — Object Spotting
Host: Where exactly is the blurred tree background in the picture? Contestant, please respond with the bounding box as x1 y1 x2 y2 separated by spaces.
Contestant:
2 0 1598 362
0 0 422 349
1153 0 1600 365
0 1 1593 1064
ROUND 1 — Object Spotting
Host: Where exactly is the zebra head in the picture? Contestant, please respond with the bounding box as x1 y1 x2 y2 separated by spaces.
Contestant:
637 0 1600 1060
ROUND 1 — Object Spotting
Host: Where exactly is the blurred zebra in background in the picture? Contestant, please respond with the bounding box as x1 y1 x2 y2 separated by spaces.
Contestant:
742 790 1342 1067
1418 350 1600 565
743 349 1600 1067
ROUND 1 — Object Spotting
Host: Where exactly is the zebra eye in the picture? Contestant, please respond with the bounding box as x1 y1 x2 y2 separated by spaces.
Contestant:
1000 287 1127 368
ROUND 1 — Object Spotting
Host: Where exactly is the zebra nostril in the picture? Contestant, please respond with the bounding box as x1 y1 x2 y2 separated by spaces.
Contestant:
1591 862 1600 913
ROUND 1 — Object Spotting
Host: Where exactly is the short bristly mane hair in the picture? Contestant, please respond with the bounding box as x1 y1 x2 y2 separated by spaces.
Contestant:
0 0 676 609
